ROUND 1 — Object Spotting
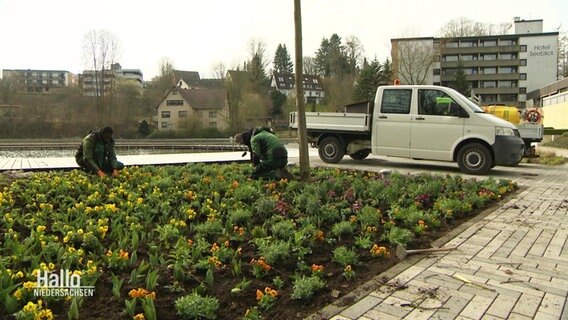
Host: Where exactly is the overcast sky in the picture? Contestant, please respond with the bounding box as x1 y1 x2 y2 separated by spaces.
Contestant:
0 0 566 80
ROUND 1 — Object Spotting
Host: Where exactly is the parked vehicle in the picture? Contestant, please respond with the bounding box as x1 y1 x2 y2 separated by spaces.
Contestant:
481 105 544 157
289 85 525 175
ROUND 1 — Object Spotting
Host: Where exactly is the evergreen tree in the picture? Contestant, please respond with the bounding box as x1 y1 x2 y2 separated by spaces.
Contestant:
353 58 394 101
452 61 471 97
273 44 293 74
315 34 351 77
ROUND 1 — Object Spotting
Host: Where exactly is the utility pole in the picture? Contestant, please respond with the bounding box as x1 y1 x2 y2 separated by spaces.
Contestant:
294 0 311 181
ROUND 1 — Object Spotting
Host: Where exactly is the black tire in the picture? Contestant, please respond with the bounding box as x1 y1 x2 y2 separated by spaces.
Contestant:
457 143 492 175
349 149 370 160
318 136 345 163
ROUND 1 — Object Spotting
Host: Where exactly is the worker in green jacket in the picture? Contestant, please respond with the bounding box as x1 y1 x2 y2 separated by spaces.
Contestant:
234 127 293 180
75 127 124 177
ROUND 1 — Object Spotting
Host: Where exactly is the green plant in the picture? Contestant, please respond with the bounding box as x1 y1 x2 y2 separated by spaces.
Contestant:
354 234 374 249
256 287 278 310
381 226 413 246
331 221 355 240
175 292 219 320
254 239 291 265
271 219 296 240
332 246 359 267
290 275 326 300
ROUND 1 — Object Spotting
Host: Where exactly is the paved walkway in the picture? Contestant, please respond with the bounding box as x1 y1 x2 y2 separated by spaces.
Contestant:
308 158 568 319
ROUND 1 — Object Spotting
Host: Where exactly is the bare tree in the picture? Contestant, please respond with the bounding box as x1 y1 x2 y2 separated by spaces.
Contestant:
303 56 318 75
394 39 435 85
344 35 365 73
439 16 511 37
211 62 227 79
82 29 121 126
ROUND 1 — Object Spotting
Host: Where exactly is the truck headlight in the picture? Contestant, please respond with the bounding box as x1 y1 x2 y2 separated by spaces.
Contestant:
495 126 515 136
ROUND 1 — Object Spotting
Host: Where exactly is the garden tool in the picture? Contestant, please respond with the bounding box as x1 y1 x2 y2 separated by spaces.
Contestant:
395 244 457 261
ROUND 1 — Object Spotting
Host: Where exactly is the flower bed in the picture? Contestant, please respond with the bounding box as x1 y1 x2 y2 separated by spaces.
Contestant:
0 163 516 319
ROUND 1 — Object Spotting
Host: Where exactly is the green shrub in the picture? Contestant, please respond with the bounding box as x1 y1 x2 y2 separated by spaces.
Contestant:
175 292 219 319
332 246 359 267
291 275 326 300
381 226 413 246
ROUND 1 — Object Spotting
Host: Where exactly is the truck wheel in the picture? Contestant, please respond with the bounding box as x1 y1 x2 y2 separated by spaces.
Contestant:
457 143 492 175
349 149 370 160
319 137 345 163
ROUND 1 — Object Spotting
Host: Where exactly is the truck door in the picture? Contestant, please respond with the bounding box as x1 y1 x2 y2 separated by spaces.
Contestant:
372 88 412 157
410 89 465 161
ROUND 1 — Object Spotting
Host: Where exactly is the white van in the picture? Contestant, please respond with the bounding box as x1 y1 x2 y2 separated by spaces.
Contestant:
289 85 525 174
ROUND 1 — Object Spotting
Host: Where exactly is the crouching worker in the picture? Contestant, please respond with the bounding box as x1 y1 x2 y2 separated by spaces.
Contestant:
75 127 124 177
234 127 294 180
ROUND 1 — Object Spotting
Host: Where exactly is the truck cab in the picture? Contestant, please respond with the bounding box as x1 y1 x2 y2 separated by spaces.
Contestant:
372 85 525 174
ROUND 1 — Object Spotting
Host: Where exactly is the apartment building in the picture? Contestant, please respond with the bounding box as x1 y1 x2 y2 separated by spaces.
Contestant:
1 69 76 94
391 18 559 108
80 63 143 96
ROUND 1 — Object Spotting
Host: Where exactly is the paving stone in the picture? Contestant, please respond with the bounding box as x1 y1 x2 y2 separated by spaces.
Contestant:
533 311 561 320
458 295 495 319
511 293 542 318
507 313 534 320
366 296 412 318
330 316 352 320
537 293 565 317
338 295 383 319
430 294 471 319
528 277 568 296
403 308 437 320
362 309 403 320
485 293 519 318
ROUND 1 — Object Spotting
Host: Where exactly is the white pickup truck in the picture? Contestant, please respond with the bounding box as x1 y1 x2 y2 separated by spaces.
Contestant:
289 85 525 175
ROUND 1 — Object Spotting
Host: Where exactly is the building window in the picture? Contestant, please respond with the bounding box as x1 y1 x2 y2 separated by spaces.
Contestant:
445 41 459 48
433 69 440 75
499 53 517 60
464 68 478 75
500 94 517 102
166 100 183 106
209 122 217 128
481 81 497 88
172 89 178 95
443 68 457 76
460 40 477 47
208 111 217 118
499 39 517 46
481 53 497 60
520 45 527 52
481 39 497 47
519 73 527 80
519 87 527 94
460 54 477 61
161 111 170 118
443 55 458 62
519 59 527 66
161 121 168 129
178 110 188 118
482 94 497 102
499 81 517 88
481 67 497 74
499 66 517 74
